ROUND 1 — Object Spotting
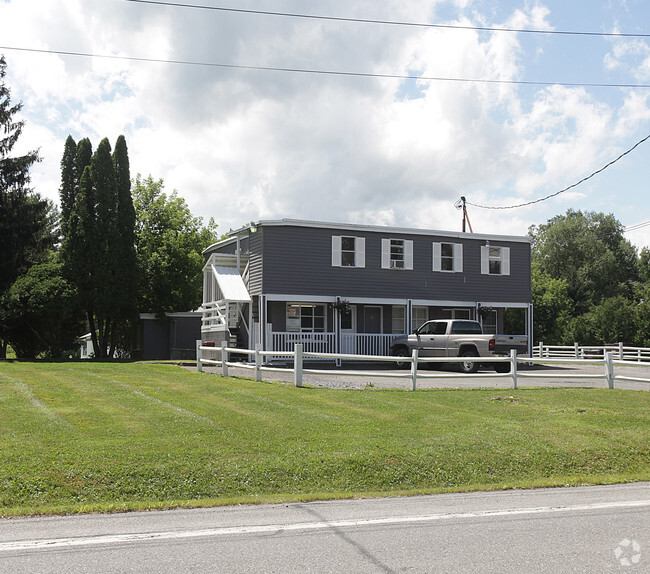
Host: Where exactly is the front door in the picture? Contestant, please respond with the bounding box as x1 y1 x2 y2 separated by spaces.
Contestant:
364 306 382 334
341 305 356 354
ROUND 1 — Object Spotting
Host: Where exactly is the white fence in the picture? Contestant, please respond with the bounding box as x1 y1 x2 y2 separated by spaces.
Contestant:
196 341 650 391
534 342 650 362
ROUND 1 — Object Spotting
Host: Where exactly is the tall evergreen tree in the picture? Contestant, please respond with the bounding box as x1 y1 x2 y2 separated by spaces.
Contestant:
59 135 77 238
60 136 137 358
111 135 138 354
0 55 55 357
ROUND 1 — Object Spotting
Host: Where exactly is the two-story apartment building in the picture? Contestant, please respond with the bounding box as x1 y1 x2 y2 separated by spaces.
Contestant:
201 219 532 357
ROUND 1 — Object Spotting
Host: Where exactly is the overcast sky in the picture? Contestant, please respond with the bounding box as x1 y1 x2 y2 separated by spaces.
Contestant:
2 0 650 247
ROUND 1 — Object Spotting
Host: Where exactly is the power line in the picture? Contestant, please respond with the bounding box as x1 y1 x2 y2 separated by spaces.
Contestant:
124 0 650 39
3 45 650 90
466 132 650 210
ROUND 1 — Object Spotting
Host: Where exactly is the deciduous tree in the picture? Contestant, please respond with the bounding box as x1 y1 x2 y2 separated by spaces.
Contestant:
133 174 219 315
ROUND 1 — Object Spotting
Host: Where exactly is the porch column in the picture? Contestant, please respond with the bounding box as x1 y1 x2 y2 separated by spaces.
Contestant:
335 307 341 366
261 295 267 352
528 303 534 357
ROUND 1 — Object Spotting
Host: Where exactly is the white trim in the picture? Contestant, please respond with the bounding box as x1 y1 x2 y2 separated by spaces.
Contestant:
454 243 463 273
264 294 530 309
478 301 529 308
404 240 414 270
432 242 441 272
481 245 490 275
501 247 510 276
381 238 391 269
356 237 366 268
331 235 342 267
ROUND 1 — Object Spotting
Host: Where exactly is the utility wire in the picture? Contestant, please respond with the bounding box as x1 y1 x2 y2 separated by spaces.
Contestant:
3 46 650 90
124 0 650 39
466 132 650 210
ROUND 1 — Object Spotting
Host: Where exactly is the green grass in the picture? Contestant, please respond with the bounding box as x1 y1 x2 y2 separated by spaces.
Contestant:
1 361 648 516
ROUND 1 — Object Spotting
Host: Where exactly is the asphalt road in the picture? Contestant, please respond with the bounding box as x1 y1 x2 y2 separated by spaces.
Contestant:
1 483 648 573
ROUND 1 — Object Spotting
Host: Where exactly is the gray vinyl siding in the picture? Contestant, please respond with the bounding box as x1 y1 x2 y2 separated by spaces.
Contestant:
247 230 263 296
256 225 530 303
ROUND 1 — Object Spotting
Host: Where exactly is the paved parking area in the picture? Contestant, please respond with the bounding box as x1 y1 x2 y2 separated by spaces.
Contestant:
196 361 650 391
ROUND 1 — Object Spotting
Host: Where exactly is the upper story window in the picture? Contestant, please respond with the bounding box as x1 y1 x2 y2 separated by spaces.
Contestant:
432 242 463 272
381 238 413 270
481 245 510 276
332 235 365 268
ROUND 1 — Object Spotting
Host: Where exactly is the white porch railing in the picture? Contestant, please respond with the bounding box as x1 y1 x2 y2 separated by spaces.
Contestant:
271 332 336 354
267 331 396 358
342 334 395 356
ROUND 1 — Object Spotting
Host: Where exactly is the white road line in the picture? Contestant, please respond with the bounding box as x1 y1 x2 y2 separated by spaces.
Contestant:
2 500 649 553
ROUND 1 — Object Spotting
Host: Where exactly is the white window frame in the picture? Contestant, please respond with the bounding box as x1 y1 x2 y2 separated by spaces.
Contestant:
381 238 413 270
433 242 463 272
332 236 366 268
480 245 510 276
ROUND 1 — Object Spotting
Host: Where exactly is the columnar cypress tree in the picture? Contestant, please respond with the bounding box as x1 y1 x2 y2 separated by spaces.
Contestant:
59 135 77 238
110 135 138 355
60 135 137 358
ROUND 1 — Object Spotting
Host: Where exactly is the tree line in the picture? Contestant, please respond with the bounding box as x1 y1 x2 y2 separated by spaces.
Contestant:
0 56 218 358
530 209 650 347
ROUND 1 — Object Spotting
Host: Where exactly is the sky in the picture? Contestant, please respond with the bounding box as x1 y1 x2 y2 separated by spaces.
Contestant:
2 0 650 247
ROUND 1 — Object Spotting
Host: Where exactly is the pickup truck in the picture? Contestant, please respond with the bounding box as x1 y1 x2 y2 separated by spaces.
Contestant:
389 319 528 373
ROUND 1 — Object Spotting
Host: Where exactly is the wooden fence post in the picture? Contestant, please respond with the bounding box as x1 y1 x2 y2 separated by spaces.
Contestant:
605 351 615 389
255 344 262 382
294 343 303 388
510 349 518 390
196 340 203 372
221 340 228 377
410 349 418 391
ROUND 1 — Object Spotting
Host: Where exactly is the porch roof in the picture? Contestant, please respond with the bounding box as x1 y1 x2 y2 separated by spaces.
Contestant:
213 265 252 303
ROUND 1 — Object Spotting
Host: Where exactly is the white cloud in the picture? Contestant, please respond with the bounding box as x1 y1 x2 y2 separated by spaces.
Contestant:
2 0 650 246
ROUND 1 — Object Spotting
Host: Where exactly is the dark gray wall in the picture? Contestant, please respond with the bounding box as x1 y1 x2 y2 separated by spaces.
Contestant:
138 315 201 360
253 225 531 303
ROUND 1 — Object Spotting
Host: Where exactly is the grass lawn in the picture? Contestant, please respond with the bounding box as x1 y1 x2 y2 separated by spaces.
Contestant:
1 361 648 516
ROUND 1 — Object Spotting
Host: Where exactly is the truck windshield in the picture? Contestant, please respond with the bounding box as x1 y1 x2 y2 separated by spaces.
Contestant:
450 321 482 335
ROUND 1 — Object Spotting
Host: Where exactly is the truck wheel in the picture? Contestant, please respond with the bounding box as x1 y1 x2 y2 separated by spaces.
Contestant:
493 362 510 373
393 348 409 369
460 350 479 374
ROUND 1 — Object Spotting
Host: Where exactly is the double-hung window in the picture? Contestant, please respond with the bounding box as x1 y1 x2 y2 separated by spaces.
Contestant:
381 238 413 270
332 236 365 268
481 245 510 275
432 242 463 272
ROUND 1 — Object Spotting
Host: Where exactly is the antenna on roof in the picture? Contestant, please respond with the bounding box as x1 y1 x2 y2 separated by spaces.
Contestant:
454 197 473 233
